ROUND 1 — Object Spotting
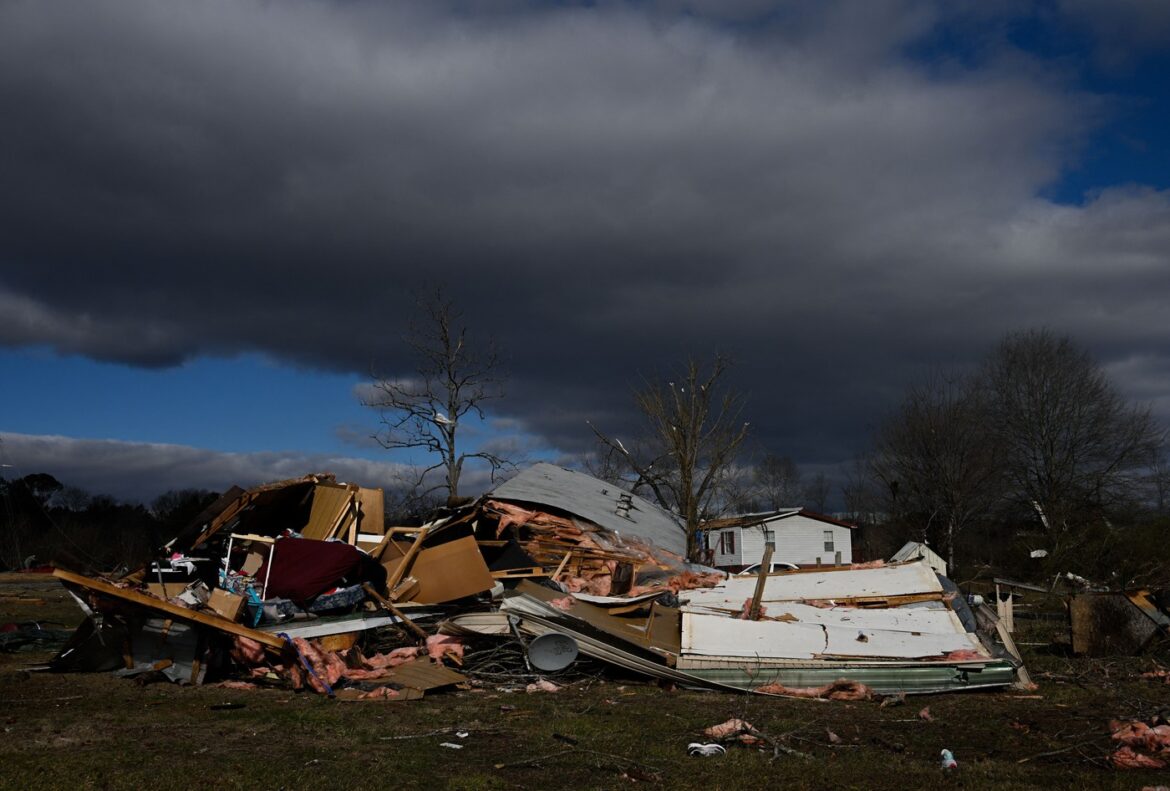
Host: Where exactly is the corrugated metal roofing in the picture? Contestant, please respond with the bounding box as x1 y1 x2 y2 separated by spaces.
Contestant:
488 463 686 556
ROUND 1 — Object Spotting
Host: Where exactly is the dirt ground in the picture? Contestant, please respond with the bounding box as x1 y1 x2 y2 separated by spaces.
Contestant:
2 572 1169 791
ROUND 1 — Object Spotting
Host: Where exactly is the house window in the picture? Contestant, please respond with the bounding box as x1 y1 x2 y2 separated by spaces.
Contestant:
764 530 775 550
723 530 736 554
823 530 834 553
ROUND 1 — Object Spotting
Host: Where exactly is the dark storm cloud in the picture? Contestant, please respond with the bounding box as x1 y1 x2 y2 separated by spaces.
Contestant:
2 0 1169 486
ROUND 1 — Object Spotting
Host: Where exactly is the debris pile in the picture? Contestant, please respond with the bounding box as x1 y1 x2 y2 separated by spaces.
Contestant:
47 464 1028 699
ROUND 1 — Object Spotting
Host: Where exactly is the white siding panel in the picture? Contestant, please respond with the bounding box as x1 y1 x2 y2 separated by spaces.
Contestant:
680 560 943 607
765 515 853 565
711 515 854 569
682 601 965 635
710 528 742 567
682 611 987 660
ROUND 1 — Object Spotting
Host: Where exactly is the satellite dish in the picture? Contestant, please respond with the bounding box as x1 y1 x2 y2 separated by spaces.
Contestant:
527 632 578 672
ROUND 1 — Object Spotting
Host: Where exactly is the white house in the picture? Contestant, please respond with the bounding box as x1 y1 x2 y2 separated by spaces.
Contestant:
889 541 947 576
705 509 857 571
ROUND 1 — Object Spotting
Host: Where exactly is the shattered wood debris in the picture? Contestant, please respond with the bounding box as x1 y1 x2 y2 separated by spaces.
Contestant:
47 464 1031 701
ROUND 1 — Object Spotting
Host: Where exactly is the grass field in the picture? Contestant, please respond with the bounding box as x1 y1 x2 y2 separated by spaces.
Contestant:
2 572 1169 790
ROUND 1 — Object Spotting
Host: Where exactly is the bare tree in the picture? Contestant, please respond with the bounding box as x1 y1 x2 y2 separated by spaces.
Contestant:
984 329 1161 536
1147 443 1170 516
841 454 882 525
753 453 803 510
590 355 750 561
802 471 831 514
365 289 509 506
870 371 999 571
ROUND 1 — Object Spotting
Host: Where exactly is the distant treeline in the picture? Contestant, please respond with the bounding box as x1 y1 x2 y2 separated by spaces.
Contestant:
0 473 220 573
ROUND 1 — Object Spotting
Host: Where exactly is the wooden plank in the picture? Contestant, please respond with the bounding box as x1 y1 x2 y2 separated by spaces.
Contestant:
384 525 431 592
490 568 551 579
363 584 428 641
748 545 773 620
994 619 1034 688
53 569 286 649
552 551 572 581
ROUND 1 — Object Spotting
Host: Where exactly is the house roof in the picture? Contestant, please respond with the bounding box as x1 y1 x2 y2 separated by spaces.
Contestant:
890 541 944 563
702 509 858 531
488 463 686 556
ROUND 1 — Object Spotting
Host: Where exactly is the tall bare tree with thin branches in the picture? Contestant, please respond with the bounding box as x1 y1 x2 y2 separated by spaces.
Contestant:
984 328 1161 536
871 371 999 571
591 355 750 560
753 453 803 510
365 288 509 506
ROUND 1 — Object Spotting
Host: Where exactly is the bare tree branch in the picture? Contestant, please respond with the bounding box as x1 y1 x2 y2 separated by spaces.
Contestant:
364 287 511 505
591 355 750 560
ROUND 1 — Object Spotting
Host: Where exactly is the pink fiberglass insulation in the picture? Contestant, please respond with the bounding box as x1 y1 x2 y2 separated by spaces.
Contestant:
754 678 874 701
426 634 465 661
703 718 755 739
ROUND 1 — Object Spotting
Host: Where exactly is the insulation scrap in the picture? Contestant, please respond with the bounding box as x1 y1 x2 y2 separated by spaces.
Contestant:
754 679 873 701
1110 720 1170 753
849 560 886 569
426 634 466 662
549 596 576 610
230 636 267 665
704 718 755 739
363 646 424 669
1109 719 1170 769
526 679 561 693
941 649 987 661
664 571 726 594
290 636 347 694
737 598 765 620
563 575 615 597
358 686 401 700
1111 746 1167 770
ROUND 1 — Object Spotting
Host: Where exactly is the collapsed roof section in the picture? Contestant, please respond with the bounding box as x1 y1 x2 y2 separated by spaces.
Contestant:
475 559 1021 696
488 463 687 557
167 473 386 556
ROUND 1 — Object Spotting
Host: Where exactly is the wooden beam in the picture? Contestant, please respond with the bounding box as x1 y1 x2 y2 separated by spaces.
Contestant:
748 545 773 621
53 568 286 650
362 584 428 641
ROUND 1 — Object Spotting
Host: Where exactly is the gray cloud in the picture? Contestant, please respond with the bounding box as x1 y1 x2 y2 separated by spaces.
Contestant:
0 431 504 505
1 0 1168 498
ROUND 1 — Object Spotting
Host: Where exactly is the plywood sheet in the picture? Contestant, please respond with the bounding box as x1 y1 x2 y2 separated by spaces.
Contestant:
302 484 354 540
355 488 385 536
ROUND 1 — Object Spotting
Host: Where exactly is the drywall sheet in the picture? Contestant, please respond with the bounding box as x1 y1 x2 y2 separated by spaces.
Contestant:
682 601 966 635
680 561 942 608
681 611 985 660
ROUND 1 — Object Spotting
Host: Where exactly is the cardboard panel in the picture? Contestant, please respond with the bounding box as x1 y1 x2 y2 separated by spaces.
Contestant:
208 589 244 622
381 535 494 604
